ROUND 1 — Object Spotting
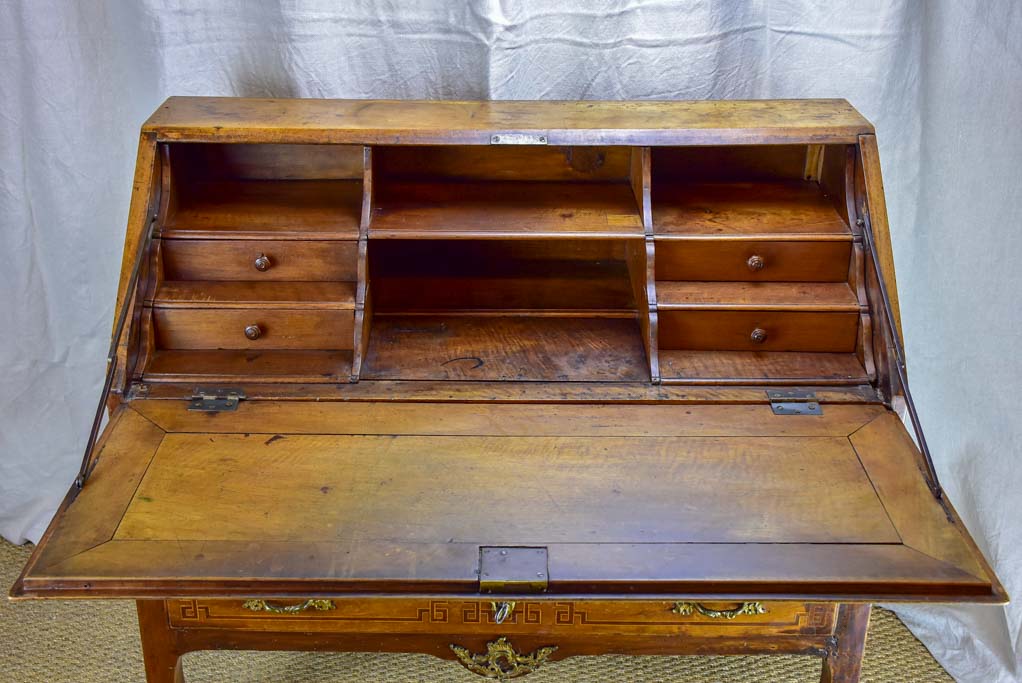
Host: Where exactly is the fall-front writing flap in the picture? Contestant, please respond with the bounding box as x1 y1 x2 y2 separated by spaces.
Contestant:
13 397 1003 603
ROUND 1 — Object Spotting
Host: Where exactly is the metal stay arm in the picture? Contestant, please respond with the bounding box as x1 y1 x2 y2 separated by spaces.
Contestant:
858 212 944 502
74 214 158 490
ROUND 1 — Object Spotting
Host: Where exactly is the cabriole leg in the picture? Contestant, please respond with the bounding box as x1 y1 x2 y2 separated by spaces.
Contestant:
137 600 186 683
821 603 871 683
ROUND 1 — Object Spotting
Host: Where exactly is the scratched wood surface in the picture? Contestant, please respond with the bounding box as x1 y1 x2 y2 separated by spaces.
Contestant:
143 97 875 145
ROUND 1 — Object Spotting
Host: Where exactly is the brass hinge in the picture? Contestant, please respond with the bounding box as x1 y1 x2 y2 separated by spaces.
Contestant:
479 547 549 594
188 388 246 412
767 389 822 416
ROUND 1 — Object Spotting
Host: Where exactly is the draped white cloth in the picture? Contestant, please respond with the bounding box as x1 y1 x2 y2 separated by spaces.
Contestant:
1 2 1019 680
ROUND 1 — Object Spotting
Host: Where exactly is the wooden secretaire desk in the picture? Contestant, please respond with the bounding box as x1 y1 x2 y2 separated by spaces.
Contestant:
11 98 1004 682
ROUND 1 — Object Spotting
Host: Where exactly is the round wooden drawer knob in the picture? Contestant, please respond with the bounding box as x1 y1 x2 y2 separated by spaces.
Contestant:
254 254 272 271
750 328 768 344
747 254 765 272
244 324 262 340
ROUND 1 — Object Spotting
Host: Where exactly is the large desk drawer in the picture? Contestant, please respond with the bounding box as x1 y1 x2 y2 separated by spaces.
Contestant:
166 598 836 638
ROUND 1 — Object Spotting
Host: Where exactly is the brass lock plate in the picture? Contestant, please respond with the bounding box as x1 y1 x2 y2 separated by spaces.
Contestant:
479 547 549 593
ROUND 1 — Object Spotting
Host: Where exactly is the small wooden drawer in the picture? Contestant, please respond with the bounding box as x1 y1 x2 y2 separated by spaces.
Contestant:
162 239 358 281
153 309 355 350
166 598 837 638
659 310 859 352
655 239 851 282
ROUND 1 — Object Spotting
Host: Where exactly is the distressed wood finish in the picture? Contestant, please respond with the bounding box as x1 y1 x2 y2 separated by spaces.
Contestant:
13 98 1002 683
144 97 874 145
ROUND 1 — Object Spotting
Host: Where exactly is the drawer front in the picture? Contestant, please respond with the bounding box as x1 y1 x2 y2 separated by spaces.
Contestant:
655 239 851 282
659 310 859 352
166 599 836 638
163 239 358 281
154 309 355 350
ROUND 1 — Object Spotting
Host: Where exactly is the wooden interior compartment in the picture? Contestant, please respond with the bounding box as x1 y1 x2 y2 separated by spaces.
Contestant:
370 239 635 314
651 146 852 237
651 145 864 384
161 143 364 239
370 146 644 238
362 238 649 381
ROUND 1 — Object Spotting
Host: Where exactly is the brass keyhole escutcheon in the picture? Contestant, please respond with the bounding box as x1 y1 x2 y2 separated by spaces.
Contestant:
254 254 272 271
750 328 768 344
747 254 765 271
245 324 262 340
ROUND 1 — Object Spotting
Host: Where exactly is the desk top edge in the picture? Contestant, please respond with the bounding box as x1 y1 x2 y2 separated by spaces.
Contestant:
142 96 875 144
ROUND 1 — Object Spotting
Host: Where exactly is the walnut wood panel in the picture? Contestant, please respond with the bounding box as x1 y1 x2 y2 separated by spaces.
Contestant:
113 434 897 545
659 311 860 352
22 540 989 601
858 134 903 341
169 143 364 180
165 598 835 638
374 145 632 182
370 181 644 239
850 413 1004 599
652 145 810 181
659 350 869 385
153 309 354 350
162 239 358 281
372 276 634 314
151 282 355 309
655 238 851 282
137 380 881 404
112 133 160 395
143 350 353 384
144 97 875 145
652 181 851 236
656 282 859 311
362 316 650 382
131 400 887 437
162 180 362 239
13 407 164 578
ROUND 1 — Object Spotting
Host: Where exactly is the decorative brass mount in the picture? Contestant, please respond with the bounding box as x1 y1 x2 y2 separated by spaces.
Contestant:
450 637 558 679
671 601 768 620
242 599 336 614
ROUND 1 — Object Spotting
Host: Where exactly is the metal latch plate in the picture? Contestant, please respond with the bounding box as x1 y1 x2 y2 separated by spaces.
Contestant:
188 388 246 412
490 133 548 145
479 547 549 593
767 389 822 416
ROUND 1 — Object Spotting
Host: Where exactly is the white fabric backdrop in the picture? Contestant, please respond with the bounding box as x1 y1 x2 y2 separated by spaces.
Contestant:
1 2 1019 680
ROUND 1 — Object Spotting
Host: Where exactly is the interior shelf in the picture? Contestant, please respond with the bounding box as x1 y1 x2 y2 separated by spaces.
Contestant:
656 282 859 311
659 350 869 385
361 316 650 382
151 281 356 309
162 179 363 239
652 181 850 237
370 181 644 239
143 350 353 383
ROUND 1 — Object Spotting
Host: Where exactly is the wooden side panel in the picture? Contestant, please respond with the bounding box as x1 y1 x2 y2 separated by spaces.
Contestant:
112 133 160 393
858 134 903 342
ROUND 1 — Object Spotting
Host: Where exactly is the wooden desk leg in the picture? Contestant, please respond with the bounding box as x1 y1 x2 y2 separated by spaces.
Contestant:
821 604 871 683
137 600 186 683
